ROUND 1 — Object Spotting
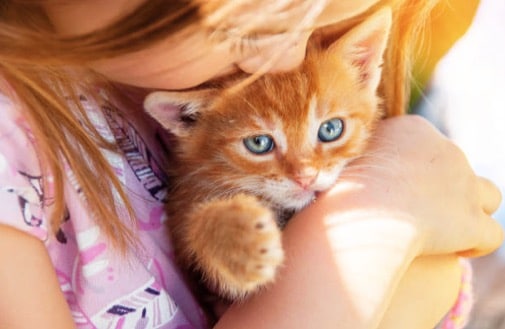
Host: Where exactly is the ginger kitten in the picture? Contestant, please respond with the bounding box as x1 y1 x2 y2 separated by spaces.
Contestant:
144 9 391 299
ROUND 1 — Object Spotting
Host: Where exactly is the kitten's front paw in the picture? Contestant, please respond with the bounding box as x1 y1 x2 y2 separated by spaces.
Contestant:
186 194 284 299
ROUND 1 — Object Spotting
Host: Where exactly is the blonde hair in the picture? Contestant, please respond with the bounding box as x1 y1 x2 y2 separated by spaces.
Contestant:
0 0 441 251
383 0 439 115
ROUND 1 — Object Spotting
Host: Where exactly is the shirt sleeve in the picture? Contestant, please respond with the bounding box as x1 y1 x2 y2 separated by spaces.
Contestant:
0 93 50 241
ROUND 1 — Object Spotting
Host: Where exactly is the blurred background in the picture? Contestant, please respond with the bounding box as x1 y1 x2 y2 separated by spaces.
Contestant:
414 0 505 327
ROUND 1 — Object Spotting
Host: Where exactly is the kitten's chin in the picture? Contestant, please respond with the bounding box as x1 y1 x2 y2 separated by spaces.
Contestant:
281 190 316 211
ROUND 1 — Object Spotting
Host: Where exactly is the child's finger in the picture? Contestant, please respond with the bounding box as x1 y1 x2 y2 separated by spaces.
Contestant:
478 176 502 215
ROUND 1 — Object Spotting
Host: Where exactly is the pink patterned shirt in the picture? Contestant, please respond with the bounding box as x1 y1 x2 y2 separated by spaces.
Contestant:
0 91 208 329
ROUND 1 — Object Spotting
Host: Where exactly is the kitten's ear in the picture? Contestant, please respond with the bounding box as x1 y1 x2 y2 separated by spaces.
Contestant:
144 89 215 137
330 8 391 90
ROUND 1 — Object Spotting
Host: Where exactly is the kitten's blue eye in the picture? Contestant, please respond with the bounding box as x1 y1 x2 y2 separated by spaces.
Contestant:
318 118 344 142
243 135 274 154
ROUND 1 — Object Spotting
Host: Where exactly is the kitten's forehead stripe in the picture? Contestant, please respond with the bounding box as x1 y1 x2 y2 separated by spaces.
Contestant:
270 113 287 154
251 113 287 154
307 95 319 148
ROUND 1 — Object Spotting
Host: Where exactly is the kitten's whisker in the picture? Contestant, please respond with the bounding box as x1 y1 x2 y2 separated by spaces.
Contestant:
354 149 397 162
339 171 388 183
351 153 403 170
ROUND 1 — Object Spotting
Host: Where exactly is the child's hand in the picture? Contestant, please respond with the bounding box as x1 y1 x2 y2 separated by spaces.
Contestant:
338 115 503 257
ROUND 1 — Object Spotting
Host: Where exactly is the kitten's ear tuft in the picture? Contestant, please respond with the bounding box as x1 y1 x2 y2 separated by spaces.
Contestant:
332 8 392 90
144 90 214 137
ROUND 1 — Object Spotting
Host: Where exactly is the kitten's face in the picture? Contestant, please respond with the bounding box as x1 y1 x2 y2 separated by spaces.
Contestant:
184 60 380 210
145 9 390 210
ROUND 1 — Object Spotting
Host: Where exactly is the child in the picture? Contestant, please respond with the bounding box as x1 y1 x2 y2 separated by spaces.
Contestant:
0 1 502 328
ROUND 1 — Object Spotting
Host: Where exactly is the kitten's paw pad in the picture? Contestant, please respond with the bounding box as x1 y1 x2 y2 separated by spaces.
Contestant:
189 194 284 298
240 210 284 277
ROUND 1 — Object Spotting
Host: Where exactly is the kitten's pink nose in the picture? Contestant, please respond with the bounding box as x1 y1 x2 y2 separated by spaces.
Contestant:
294 169 318 189
295 177 315 189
